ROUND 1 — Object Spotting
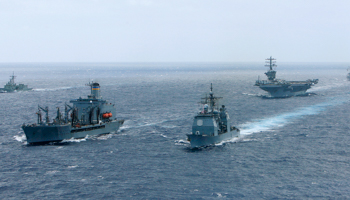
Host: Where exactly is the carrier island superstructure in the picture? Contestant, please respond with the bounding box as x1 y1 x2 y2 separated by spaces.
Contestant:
22 82 124 144
255 56 318 98
186 84 240 148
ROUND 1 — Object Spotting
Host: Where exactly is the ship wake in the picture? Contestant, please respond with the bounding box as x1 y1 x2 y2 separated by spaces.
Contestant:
239 96 348 136
33 86 76 92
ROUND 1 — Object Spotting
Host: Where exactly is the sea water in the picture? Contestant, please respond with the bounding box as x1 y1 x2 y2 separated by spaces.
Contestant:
0 62 349 199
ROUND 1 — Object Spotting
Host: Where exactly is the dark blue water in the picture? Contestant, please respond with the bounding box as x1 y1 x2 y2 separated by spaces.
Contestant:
0 63 349 199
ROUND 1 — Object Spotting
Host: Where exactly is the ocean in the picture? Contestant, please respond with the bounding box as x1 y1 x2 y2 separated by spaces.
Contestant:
0 62 349 199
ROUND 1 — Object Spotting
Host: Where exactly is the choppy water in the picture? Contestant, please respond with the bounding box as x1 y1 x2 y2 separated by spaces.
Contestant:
0 63 349 199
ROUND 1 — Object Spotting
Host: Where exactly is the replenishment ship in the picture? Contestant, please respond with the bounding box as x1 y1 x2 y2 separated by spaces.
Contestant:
22 82 124 144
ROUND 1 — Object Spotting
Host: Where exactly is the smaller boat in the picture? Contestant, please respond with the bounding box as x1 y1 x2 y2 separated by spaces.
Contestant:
186 84 240 148
0 72 32 93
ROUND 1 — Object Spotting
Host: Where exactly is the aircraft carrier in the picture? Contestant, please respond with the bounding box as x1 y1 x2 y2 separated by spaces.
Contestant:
255 56 318 98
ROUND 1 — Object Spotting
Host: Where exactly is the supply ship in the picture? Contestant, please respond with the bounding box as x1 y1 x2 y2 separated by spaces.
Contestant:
186 84 240 148
255 56 318 98
22 82 124 144
0 73 32 93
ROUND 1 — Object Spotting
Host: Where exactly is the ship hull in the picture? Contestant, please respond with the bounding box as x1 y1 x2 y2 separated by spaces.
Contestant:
259 83 313 98
22 120 124 144
186 129 240 148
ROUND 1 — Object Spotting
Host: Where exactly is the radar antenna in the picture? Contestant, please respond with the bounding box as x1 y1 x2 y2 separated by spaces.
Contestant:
264 56 277 81
265 56 277 70
201 83 222 113
9 72 16 85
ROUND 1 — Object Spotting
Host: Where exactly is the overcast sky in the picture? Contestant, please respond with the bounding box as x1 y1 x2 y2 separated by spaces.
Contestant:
0 0 349 62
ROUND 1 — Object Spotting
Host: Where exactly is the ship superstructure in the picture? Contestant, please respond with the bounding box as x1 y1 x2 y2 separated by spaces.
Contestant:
186 84 240 148
0 73 32 93
255 56 318 98
22 82 124 144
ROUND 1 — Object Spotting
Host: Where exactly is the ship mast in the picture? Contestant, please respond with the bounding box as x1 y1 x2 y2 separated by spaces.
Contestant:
264 56 277 81
265 56 277 70
201 83 222 113
9 72 16 85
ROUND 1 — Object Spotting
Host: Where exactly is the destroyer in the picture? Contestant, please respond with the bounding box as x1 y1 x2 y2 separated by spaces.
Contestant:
347 67 350 80
255 56 318 98
0 73 32 93
186 84 240 148
22 82 124 144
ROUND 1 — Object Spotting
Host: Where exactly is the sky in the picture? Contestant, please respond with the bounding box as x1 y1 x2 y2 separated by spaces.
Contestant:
0 0 349 62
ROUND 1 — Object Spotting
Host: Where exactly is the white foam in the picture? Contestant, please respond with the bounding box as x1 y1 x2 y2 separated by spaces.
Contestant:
309 81 350 92
14 134 26 142
175 139 190 145
33 86 73 92
242 92 263 97
239 97 347 136
96 134 113 140
215 137 240 146
61 135 89 143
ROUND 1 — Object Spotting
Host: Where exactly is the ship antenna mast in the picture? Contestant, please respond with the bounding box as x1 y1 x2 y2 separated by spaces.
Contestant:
10 72 16 84
200 83 222 113
265 56 277 70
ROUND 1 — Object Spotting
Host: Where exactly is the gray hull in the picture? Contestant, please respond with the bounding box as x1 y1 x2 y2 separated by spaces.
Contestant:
259 82 313 98
187 129 240 148
22 120 124 144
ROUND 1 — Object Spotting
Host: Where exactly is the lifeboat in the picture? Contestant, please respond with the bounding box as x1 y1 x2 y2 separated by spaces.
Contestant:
102 112 112 119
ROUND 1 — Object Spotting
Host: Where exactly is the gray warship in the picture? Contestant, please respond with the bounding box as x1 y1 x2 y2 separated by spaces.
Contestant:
255 56 318 98
347 67 350 80
0 73 32 93
22 82 124 144
186 84 240 148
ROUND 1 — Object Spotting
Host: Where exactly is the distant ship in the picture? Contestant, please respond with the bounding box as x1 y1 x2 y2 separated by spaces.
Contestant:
186 84 240 148
347 67 350 80
255 56 318 98
22 82 124 144
0 73 32 93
